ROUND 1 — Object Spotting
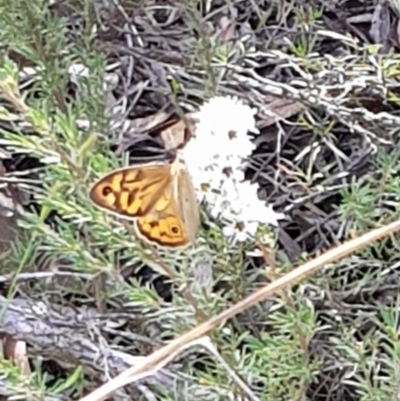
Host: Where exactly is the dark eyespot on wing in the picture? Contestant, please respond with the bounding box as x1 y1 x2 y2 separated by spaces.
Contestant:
170 225 180 235
102 186 112 197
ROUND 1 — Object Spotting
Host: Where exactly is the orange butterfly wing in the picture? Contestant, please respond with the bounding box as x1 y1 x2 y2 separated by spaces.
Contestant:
89 163 171 220
135 164 199 247
89 161 199 248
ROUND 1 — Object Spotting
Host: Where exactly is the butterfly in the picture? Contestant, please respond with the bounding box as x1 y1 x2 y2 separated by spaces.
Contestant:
89 157 200 249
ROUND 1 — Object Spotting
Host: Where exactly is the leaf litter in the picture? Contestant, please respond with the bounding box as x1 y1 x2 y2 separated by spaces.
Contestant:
2 0 400 400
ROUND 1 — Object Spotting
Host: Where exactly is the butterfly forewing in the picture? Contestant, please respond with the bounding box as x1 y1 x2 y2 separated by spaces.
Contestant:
90 158 200 249
89 164 171 219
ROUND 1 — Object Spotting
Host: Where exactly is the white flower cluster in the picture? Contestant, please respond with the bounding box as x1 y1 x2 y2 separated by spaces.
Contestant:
182 96 283 243
63 64 283 243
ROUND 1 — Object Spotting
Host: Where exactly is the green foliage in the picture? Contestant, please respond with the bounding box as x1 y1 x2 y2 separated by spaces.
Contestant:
1 0 400 400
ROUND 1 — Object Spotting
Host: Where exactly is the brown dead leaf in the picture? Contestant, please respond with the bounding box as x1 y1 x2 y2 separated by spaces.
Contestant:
127 110 174 136
3 335 31 376
259 96 305 128
117 109 197 155
155 114 197 150
115 109 172 154
255 96 305 145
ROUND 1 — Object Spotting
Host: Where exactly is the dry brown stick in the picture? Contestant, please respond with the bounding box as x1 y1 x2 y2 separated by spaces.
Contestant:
0 295 181 397
79 219 400 401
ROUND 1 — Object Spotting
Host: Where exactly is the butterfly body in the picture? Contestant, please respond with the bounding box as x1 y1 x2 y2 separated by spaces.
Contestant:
89 159 199 248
